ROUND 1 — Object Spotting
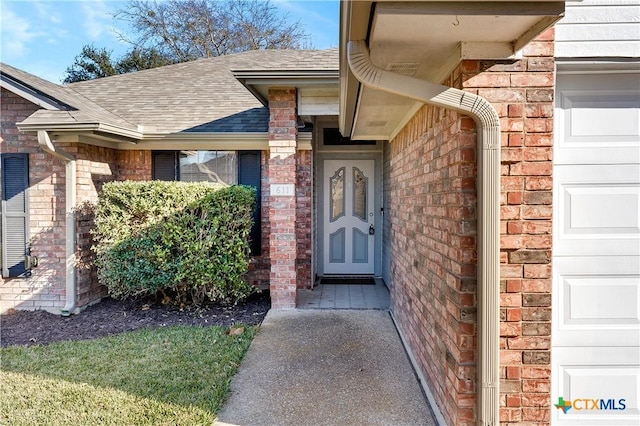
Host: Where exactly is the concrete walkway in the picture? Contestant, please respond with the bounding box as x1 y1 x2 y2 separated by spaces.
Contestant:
215 309 437 426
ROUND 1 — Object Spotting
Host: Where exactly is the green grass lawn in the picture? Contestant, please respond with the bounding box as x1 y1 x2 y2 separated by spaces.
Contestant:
0 325 255 425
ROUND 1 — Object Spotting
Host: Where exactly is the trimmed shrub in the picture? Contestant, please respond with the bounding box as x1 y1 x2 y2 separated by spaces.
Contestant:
92 181 256 305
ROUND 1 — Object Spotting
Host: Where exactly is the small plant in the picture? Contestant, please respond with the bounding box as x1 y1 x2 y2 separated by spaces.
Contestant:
92 181 256 305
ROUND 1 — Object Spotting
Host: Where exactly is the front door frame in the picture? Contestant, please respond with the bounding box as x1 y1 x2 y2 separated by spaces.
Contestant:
315 150 383 279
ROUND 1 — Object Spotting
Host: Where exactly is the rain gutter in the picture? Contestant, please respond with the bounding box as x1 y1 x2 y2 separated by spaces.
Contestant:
37 131 77 316
347 40 501 425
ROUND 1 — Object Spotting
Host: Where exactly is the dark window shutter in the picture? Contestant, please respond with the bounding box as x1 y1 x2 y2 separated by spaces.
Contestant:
152 151 178 180
1 153 29 277
238 151 262 256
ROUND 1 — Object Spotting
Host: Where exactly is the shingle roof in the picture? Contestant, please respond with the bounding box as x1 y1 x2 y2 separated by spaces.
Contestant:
1 63 138 132
6 48 338 135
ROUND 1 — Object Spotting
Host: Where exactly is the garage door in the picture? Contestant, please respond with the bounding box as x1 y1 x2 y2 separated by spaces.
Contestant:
552 71 640 425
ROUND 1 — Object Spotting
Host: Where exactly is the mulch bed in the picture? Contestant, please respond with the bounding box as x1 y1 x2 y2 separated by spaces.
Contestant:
0 291 270 347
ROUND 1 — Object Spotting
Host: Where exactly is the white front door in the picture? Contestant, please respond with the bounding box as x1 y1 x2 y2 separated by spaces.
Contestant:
552 71 640 424
323 160 375 275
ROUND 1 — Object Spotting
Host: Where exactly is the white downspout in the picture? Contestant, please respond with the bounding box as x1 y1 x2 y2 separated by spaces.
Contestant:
37 131 77 316
347 40 501 425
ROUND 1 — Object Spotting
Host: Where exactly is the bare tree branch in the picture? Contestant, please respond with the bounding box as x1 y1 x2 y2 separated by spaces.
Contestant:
65 0 311 82
114 0 310 61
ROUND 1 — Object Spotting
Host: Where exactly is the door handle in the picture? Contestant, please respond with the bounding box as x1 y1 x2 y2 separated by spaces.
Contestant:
369 224 375 235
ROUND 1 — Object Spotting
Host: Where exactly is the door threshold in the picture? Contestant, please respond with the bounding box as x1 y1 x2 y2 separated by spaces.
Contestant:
317 276 377 285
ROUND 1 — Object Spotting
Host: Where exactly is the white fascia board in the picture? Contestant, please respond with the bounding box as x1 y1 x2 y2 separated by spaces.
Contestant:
22 127 312 151
234 71 339 107
135 132 313 150
232 70 338 80
16 121 142 140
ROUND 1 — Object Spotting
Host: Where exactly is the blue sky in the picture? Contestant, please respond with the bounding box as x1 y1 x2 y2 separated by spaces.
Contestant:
1 0 339 84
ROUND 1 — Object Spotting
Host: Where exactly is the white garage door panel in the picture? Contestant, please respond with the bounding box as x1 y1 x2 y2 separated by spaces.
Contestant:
554 165 640 256
554 146 640 165
555 73 640 165
563 93 639 140
553 256 640 347
553 70 640 425
552 347 640 426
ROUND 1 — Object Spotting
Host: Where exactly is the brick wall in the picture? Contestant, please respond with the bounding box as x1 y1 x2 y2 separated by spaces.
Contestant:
388 99 478 426
1 89 67 312
235 146 312 293
387 30 554 425
268 88 298 308
69 143 119 307
118 150 152 180
490 29 554 425
296 149 312 289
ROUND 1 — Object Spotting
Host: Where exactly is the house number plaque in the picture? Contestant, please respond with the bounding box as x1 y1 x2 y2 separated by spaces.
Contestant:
270 183 295 196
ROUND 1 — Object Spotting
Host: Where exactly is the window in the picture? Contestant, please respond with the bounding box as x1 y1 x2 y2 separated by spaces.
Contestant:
152 150 262 255
1 153 30 277
179 151 237 184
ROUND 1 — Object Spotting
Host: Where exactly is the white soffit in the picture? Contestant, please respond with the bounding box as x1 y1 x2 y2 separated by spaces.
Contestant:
345 1 565 140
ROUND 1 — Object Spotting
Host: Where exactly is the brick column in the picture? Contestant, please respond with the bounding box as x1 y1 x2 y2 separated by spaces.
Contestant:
462 28 555 424
268 88 298 309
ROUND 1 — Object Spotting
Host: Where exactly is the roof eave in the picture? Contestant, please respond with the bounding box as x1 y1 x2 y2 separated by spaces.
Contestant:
233 70 339 105
340 0 565 140
15 127 312 151
134 131 312 150
16 121 143 141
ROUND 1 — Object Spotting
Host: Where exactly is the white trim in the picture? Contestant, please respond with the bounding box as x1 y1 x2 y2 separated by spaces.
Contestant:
556 59 640 74
24 131 314 151
18 122 143 140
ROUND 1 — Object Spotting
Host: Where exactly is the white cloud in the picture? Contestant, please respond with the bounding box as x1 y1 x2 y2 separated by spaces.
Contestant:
0 5 42 59
32 0 62 25
81 0 111 40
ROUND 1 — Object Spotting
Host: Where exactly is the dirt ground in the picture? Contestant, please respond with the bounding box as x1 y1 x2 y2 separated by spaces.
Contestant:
0 291 270 347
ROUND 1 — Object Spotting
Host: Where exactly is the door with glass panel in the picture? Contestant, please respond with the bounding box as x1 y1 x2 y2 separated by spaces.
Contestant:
323 160 375 274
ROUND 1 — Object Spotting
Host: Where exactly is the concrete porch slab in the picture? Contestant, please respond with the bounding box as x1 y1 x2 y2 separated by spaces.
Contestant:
215 309 437 426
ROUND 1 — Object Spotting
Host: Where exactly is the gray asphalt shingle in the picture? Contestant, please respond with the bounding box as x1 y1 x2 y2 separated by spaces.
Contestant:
1 63 138 132
3 48 338 135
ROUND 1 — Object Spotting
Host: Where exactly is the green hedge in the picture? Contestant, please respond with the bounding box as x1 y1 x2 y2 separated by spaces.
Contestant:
92 181 256 305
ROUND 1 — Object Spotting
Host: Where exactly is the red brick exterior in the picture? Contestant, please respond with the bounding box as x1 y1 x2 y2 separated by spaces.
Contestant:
388 95 478 426
1 89 66 312
267 88 298 308
66 143 119 307
117 150 152 181
296 150 312 290
387 30 554 425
